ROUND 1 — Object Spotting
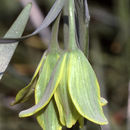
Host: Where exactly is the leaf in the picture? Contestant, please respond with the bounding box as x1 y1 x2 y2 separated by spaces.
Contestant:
0 0 65 43
0 3 32 80
19 53 67 117
54 53 79 128
11 52 47 105
68 49 108 125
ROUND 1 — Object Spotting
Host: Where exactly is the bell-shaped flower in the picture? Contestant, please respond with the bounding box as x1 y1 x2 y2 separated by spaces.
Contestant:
12 14 63 129
18 0 108 129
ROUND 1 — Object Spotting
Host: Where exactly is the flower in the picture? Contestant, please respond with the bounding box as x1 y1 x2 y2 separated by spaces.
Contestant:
17 48 108 130
12 0 108 129
53 49 108 127
12 14 64 130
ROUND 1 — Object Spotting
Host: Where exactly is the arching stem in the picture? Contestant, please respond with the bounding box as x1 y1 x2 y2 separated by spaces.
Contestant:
49 13 61 51
68 0 77 50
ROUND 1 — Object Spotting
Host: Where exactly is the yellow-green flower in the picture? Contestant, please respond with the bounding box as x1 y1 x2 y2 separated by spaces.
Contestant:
12 0 108 129
53 49 108 126
18 48 108 129
12 14 64 130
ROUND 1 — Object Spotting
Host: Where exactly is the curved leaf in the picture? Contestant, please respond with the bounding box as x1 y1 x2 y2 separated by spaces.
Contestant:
0 3 31 80
0 0 65 43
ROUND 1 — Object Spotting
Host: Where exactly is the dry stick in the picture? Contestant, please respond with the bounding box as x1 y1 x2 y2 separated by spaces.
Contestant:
20 0 51 47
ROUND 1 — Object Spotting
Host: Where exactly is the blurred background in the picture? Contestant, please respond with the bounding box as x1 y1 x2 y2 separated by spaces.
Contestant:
0 0 129 130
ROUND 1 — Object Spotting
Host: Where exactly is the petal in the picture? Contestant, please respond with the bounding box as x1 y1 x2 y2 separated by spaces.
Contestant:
100 97 108 107
36 98 62 130
78 117 84 128
11 51 47 105
35 52 60 104
19 53 67 117
68 50 108 125
54 54 79 128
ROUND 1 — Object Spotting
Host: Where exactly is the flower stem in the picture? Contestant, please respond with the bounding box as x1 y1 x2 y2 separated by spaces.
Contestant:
63 0 69 49
68 0 77 50
49 13 61 51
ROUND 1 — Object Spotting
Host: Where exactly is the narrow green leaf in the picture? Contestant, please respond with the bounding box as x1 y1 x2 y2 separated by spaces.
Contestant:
11 52 47 105
31 0 64 37
54 53 80 128
0 3 32 80
19 53 67 117
0 0 65 43
68 49 108 125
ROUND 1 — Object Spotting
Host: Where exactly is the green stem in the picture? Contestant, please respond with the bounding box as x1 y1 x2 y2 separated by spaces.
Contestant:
49 13 61 51
68 0 77 50
75 0 90 57
63 0 69 49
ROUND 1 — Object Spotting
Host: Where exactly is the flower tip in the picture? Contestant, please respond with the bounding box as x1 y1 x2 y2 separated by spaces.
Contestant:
100 97 108 107
99 117 109 125
10 100 18 106
19 111 30 118
102 120 109 125
19 112 25 118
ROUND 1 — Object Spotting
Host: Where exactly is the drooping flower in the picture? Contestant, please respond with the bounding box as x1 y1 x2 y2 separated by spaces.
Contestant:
18 48 108 127
12 14 64 129
13 0 108 129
